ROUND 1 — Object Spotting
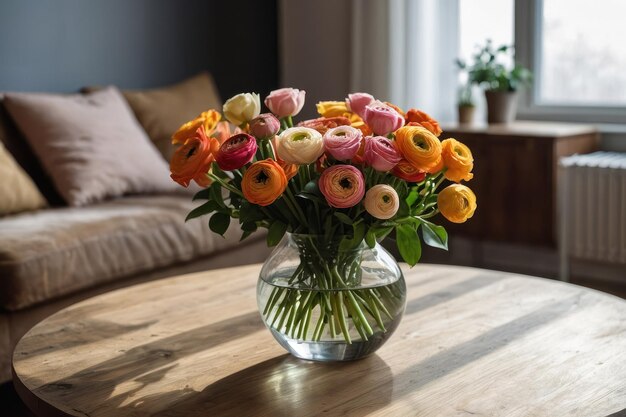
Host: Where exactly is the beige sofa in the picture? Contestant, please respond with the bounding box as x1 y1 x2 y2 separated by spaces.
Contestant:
0 84 271 382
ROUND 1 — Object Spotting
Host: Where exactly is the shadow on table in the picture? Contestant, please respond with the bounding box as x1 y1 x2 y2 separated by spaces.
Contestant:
22 311 264 414
146 354 393 417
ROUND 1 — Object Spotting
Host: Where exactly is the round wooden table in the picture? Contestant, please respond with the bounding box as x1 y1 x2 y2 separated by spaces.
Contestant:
12 264 626 416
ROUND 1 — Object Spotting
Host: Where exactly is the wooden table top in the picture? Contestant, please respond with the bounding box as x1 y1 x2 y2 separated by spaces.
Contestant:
12 264 626 417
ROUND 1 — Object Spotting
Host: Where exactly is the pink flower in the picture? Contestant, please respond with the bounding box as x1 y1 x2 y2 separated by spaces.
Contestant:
215 133 258 171
249 113 280 139
264 88 306 118
362 101 404 135
319 165 365 208
364 136 402 171
346 92 375 119
323 125 363 161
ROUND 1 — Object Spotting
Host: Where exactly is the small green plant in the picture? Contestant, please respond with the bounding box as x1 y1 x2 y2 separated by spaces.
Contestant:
457 83 475 107
457 40 532 92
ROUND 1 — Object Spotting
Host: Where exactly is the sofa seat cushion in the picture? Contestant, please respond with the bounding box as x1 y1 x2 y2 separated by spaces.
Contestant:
0 195 247 311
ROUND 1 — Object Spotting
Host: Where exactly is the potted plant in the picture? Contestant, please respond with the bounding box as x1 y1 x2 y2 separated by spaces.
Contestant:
460 40 532 124
457 82 476 125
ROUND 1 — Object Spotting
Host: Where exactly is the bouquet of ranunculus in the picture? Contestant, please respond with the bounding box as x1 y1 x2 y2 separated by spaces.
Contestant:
170 88 476 345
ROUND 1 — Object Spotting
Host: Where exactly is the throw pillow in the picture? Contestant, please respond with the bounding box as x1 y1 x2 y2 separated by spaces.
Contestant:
85 72 222 161
0 96 64 206
4 87 179 206
0 142 47 215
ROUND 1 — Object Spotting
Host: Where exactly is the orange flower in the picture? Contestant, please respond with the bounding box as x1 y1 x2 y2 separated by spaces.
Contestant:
170 126 220 187
437 184 477 223
278 158 298 180
441 138 474 182
172 110 221 144
406 109 442 137
426 155 444 174
384 102 406 118
242 159 288 206
394 125 442 172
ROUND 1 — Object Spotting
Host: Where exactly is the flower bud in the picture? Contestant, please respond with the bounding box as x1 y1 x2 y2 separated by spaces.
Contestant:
265 88 306 118
362 101 404 135
223 93 261 126
346 92 375 119
249 113 280 140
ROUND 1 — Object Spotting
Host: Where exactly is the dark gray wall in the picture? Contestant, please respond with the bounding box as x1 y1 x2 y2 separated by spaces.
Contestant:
0 0 278 99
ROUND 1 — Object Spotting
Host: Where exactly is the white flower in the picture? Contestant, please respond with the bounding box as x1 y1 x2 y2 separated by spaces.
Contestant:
223 93 261 126
364 184 399 220
276 127 324 165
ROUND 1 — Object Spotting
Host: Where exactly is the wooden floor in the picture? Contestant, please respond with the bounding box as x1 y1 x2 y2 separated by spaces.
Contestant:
0 382 34 417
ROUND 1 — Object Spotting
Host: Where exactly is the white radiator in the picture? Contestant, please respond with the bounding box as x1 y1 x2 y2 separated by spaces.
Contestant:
559 152 626 280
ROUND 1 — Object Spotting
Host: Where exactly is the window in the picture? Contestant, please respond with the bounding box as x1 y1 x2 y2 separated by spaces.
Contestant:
516 0 626 123
459 0 514 66
537 0 626 107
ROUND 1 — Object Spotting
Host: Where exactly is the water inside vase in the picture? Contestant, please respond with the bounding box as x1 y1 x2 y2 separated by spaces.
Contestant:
257 279 405 361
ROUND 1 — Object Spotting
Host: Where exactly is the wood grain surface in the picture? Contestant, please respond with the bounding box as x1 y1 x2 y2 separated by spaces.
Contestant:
12 264 626 417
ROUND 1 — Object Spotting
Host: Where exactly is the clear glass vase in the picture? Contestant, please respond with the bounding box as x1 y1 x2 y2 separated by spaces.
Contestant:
257 233 406 361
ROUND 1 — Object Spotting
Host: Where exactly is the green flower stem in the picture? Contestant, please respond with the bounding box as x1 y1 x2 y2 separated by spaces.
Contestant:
207 173 243 196
261 238 403 345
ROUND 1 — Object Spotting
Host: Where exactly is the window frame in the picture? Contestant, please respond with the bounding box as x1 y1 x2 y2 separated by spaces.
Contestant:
514 0 626 124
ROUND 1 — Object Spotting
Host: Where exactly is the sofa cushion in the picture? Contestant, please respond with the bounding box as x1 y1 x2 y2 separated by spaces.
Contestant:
4 87 179 206
0 96 64 206
0 142 47 215
0 195 246 311
84 72 223 162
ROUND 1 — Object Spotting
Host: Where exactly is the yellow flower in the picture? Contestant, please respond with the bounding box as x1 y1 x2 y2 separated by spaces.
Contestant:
172 110 221 144
394 125 442 172
441 138 474 182
242 159 288 206
437 184 477 223
316 101 349 118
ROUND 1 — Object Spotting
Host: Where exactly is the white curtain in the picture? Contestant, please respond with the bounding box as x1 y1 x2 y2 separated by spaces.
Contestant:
351 0 459 122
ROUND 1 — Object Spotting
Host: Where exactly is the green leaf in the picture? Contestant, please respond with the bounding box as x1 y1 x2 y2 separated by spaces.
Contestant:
406 190 419 207
397 199 410 217
192 188 212 201
420 221 449 250
267 220 288 247
396 224 421 267
365 229 376 248
241 221 258 232
339 222 365 251
240 230 253 242
185 200 219 222
374 225 395 240
210 182 225 208
239 203 265 223
334 212 353 225
209 212 230 236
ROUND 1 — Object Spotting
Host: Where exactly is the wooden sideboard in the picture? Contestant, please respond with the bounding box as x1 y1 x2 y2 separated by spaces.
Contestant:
441 122 599 248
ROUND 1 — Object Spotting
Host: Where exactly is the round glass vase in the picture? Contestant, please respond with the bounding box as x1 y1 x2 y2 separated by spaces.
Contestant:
257 233 406 361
